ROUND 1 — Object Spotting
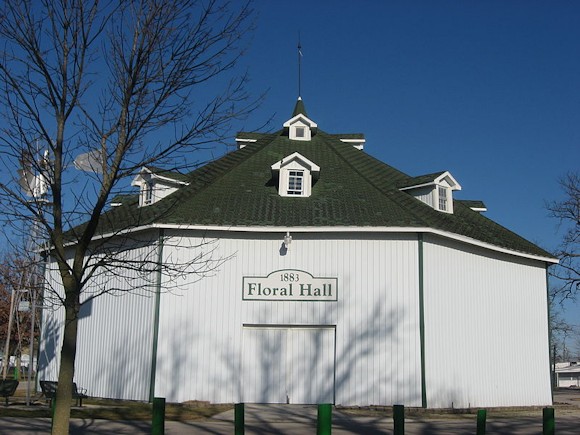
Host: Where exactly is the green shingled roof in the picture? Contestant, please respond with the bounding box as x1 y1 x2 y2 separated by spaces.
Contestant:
145 166 189 183
457 199 487 210
292 98 308 117
397 172 447 189
90 111 553 260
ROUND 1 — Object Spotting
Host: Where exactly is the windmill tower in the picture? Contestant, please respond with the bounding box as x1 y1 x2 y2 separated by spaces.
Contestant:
1 149 50 404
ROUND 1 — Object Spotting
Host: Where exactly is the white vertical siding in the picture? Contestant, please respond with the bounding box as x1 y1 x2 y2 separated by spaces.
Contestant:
38 236 159 401
154 231 422 406
37 266 66 383
38 227 552 408
409 186 434 208
422 234 551 408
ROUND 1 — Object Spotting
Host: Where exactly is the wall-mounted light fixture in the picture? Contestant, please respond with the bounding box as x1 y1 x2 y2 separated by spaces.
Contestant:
283 231 292 250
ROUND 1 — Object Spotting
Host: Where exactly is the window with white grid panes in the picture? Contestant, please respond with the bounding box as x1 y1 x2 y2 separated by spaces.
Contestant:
287 171 304 195
438 186 448 211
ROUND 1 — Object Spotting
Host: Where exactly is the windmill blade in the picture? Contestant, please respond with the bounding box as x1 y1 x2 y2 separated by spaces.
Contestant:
18 168 35 197
74 150 103 173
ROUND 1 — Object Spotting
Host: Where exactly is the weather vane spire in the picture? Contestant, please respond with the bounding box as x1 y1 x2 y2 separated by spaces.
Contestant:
297 35 303 98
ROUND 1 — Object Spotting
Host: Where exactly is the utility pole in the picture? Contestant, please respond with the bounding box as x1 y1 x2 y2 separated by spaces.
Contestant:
1 286 17 379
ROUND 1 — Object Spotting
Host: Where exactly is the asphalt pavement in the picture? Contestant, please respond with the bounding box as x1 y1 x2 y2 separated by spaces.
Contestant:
1 390 579 434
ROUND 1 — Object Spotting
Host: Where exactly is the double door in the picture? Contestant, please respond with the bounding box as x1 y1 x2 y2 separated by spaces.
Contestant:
241 326 335 404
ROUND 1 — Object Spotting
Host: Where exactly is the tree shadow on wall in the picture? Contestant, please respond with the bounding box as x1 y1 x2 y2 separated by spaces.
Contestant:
213 295 422 434
36 315 60 380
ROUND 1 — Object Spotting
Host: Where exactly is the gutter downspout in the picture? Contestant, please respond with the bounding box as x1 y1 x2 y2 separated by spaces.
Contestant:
418 233 427 408
149 228 164 402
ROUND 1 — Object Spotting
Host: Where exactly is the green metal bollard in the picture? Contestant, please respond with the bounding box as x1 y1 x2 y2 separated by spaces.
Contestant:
235 403 245 435
51 398 56 432
476 409 486 435
543 407 555 435
152 397 165 435
317 403 332 435
393 404 404 435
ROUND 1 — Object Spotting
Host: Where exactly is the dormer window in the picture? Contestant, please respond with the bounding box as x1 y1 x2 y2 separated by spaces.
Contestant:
287 119 314 141
143 181 154 205
438 186 449 211
283 97 318 141
132 166 189 207
288 171 304 195
283 116 317 141
271 152 320 197
398 171 461 214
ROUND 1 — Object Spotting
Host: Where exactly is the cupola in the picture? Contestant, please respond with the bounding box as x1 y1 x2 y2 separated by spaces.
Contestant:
283 97 317 141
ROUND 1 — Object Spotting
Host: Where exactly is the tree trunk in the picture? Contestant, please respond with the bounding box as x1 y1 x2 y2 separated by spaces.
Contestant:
51 293 80 435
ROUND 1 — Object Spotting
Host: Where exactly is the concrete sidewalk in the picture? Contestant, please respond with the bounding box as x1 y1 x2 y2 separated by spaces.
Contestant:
0 404 578 434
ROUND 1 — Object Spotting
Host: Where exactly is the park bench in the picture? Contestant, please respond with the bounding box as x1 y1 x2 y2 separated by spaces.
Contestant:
39 380 88 407
0 379 19 406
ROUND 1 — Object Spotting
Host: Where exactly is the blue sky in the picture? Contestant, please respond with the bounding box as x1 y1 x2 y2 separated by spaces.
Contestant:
0 2 577 323
228 1 580 322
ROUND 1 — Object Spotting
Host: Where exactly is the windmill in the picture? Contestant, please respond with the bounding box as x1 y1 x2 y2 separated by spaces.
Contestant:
17 149 50 200
74 149 104 174
1 148 52 403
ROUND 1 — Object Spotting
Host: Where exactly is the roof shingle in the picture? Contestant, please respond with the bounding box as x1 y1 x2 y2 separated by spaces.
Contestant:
92 126 553 260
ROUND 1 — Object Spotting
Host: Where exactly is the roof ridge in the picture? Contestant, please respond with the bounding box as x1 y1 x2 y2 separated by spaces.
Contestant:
177 131 280 196
315 131 431 225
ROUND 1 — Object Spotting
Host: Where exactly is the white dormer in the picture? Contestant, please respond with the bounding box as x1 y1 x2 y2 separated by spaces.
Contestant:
283 98 317 141
399 171 461 214
235 132 258 149
271 152 320 197
283 115 317 141
235 137 257 149
340 138 366 150
131 167 189 207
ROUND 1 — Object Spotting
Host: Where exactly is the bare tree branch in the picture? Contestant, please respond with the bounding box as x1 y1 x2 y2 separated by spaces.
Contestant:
547 171 580 302
0 1 256 433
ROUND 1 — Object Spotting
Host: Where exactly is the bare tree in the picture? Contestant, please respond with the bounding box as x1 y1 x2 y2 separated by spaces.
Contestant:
0 252 40 380
547 172 580 302
549 300 575 358
0 1 256 433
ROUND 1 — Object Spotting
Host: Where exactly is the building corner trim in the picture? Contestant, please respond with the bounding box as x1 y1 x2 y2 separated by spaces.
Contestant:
546 265 554 404
419 233 427 408
149 228 165 402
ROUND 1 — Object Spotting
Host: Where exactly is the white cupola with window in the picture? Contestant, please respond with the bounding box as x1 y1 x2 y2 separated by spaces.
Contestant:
271 152 320 197
131 166 189 207
398 171 461 214
283 97 317 141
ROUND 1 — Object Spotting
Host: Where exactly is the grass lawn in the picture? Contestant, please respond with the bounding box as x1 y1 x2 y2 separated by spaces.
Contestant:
0 387 232 421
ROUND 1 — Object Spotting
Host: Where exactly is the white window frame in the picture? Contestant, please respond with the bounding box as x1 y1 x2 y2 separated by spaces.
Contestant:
271 152 320 198
287 170 304 195
438 186 448 211
284 114 317 141
143 181 154 205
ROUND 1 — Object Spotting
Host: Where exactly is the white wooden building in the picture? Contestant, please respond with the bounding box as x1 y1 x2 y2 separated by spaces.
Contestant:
39 98 556 409
555 362 580 388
